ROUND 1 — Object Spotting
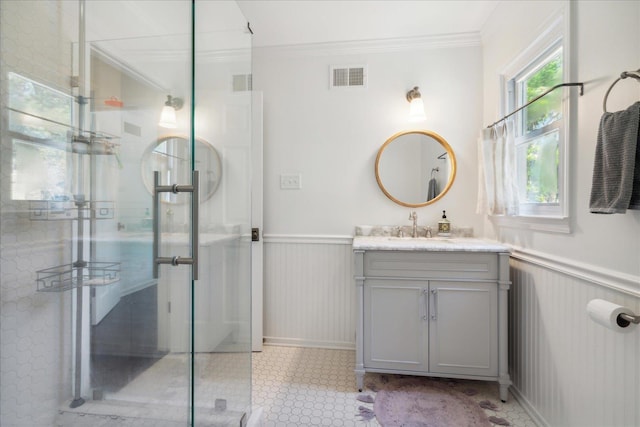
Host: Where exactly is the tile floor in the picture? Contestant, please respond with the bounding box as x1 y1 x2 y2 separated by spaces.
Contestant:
252 345 538 427
57 345 537 426
58 352 251 426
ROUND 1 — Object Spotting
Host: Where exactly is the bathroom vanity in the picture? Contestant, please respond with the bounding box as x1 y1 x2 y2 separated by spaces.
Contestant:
353 233 512 401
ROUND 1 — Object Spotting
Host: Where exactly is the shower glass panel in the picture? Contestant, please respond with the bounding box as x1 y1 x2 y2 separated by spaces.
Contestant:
0 1 252 426
191 1 253 424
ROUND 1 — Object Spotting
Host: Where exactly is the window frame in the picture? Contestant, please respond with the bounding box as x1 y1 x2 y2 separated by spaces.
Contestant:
494 10 573 233
511 42 565 217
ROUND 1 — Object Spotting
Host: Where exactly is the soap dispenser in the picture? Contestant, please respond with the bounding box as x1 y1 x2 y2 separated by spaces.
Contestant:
438 210 451 237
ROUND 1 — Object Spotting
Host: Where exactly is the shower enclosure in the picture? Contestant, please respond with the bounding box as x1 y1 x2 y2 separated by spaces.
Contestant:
0 1 254 425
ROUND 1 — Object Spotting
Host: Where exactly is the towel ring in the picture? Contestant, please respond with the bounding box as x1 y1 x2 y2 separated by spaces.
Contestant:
602 69 640 113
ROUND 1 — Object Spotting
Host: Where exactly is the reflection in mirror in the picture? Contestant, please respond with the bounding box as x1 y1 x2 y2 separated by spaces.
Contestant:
8 72 74 201
142 136 221 204
375 130 456 207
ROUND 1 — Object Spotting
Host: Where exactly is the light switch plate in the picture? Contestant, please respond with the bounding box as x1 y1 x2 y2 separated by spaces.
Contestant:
280 173 302 189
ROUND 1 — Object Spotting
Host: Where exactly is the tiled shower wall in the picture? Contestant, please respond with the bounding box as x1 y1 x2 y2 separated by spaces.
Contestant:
1 2 76 425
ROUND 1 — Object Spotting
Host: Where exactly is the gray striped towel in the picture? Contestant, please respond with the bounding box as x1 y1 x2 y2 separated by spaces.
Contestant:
589 101 640 213
427 177 439 201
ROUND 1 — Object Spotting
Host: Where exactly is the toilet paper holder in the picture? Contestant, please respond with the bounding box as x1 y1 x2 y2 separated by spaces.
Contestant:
618 312 640 327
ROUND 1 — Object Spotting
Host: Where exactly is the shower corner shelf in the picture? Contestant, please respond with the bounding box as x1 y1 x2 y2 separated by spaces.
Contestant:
7 107 121 154
29 200 115 221
36 262 120 293
71 129 120 155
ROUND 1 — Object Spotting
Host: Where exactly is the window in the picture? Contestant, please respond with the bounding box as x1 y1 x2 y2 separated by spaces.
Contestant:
510 45 564 216
500 13 571 226
7 72 73 201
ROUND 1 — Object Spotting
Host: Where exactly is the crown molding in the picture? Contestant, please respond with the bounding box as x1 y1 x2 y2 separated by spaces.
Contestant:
93 32 479 66
253 32 482 59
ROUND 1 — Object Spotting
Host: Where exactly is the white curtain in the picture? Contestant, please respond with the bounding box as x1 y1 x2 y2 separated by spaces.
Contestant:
476 119 519 216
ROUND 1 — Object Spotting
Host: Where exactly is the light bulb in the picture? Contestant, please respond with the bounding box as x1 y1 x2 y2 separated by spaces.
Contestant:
159 105 177 128
409 98 426 122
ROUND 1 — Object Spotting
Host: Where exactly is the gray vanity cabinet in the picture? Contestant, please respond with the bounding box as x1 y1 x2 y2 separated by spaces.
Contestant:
428 280 498 377
364 279 429 372
354 246 511 401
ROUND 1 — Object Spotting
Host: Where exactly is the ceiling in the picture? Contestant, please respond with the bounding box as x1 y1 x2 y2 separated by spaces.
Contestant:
236 0 500 47
77 0 500 91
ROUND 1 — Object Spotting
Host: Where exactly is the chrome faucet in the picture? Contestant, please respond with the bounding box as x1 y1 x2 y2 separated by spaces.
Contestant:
408 211 418 238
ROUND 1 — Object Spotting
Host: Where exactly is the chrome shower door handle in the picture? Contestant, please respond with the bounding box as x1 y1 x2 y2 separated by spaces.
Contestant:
153 170 199 280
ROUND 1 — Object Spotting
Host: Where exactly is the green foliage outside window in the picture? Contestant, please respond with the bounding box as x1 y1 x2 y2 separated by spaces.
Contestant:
8 73 72 200
524 131 559 203
524 54 562 131
521 53 562 204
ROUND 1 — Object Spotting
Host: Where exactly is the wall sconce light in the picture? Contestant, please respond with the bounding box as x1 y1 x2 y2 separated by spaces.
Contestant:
159 95 183 129
406 86 426 122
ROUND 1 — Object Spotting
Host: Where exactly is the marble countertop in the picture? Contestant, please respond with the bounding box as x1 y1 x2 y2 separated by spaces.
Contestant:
352 236 510 252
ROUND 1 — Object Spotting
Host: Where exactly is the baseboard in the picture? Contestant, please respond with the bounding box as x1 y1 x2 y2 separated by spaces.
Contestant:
246 406 263 427
509 385 548 427
263 337 355 351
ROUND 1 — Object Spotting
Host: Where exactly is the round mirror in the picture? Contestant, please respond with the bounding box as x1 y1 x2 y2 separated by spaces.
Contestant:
375 130 456 207
142 135 222 203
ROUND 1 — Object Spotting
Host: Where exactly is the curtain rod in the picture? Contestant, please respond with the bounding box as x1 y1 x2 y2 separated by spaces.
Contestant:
486 82 584 129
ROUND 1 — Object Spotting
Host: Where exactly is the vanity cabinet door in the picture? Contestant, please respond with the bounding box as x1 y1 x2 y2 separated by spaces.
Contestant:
428 281 498 377
363 279 429 372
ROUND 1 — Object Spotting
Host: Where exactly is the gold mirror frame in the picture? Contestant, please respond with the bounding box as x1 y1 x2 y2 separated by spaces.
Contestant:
375 130 457 208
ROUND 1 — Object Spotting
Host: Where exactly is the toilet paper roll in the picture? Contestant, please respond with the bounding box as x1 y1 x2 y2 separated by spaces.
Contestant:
587 299 636 333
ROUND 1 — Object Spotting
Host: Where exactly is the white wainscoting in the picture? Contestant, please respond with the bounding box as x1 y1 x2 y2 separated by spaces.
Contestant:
263 236 640 426
509 252 640 427
263 235 356 349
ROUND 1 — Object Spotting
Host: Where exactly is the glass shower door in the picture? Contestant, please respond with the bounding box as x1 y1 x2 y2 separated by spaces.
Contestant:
0 0 252 425
192 1 253 424
88 0 253 425
83 0 195 424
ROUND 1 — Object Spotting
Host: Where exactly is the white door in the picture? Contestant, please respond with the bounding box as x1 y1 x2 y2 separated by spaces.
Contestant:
251 91 264 352
165 91 263 353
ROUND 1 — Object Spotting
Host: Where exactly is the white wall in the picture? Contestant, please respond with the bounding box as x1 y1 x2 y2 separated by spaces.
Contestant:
254 39 484 348
255 40 483 236
482 2 640 426
482 0 640 279
256 2 640 425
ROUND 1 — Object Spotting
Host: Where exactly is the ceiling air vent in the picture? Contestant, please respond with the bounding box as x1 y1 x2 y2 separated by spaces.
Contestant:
232 73 252 92
330 65 367 89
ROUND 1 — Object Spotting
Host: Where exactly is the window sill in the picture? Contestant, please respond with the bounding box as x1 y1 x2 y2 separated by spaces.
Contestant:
490 214 571 234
